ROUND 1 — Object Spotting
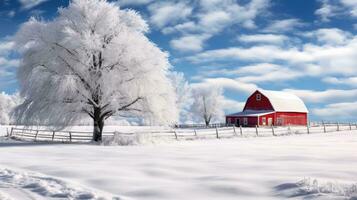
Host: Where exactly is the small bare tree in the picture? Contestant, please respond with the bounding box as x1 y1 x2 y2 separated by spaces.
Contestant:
13 0 178 141
190 86 224 126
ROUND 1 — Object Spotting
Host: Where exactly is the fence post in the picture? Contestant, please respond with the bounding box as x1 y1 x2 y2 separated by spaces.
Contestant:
232 125 237 136
10 127 13 137
288 124 291 134
69 132 72 142
34 130 39 141
255 125 259 136
239 125 243 136
215 127 219 139
271 125 276 136
307 124 310 134
337 122 340 131
52 131 55 141
174 130 178 140
323 122 326 133
194 129 197 137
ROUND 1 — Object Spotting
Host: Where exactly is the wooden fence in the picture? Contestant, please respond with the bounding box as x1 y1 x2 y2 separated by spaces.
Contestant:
7 122 357 143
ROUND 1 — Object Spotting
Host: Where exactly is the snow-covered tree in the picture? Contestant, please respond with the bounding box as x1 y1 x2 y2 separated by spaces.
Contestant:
13 0 178 141
169 71 192 124
0 92 22 125
190 86 224 126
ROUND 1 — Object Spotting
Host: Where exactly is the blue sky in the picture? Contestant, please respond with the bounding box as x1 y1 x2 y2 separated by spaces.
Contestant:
1 0 357 122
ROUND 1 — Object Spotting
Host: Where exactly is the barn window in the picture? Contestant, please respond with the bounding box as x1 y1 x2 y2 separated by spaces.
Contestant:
243 118 248 125
256 94 261 101
262 117 266 125
227 118 232 125
277 118 283 126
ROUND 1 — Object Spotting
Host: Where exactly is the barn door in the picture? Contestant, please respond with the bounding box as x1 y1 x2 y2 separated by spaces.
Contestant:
235 119 240 126
268 118 273 126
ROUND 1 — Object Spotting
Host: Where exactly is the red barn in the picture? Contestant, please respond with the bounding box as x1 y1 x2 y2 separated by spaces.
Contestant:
226 90 308 127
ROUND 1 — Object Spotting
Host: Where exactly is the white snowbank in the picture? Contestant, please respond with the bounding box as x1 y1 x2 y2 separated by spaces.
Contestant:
0 168 122 200
276 178 357 199
101 131 172 146
0 131 357 199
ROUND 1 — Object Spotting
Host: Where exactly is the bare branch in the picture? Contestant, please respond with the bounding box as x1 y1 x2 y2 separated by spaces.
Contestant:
118 97 142 111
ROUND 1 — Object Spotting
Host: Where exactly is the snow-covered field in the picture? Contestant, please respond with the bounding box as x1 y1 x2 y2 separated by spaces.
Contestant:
0 127 357 199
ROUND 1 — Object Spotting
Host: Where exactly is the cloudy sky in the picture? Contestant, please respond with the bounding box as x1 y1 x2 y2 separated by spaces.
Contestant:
1 0 357 122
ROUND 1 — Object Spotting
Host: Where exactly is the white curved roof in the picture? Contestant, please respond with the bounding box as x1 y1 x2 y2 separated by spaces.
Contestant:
258 90 309 113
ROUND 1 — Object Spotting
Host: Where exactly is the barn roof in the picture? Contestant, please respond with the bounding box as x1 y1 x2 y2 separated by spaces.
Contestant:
258 90 309 113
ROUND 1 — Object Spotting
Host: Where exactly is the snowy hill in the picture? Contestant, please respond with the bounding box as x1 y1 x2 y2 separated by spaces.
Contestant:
0 131 357 199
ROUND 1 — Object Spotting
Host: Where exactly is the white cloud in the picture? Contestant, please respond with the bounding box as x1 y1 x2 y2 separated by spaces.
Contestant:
192 78 259 94
283 89 357 103
194 63 303 83
0 57 19 68
162 22 197 35
237 34 289 45
340 0 357 17
315 0 357 21
0 41 14 55
315 0 338 22
187 45 310 63
163 0 270 52
322 76 357 86
148 2 193 28
170 34 211 52
19 0 48 10
237 68 301 83
221 98 245 113
313 101 357 120
264 18 304 33
197 10 232 33
115 0 153 7
303 28 352 45
187 35 357 77
201 63 282 76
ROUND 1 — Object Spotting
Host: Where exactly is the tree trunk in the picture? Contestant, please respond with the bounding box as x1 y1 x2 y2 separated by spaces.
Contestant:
93 107 104 142
205 118 210 126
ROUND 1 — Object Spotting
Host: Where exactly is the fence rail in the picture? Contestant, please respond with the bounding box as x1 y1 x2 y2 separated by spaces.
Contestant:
7 123 357 143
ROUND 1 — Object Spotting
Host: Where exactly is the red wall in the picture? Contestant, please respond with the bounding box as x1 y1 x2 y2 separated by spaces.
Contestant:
226 116 258 127
227 112 307 127
258 113 275 126
275 112 307 126
244 91 273 111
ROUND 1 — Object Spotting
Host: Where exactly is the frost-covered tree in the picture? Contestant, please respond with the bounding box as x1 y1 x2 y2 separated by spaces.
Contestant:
0 92 22 125
169 72 192 124
14 0 177 141
190 86 224 126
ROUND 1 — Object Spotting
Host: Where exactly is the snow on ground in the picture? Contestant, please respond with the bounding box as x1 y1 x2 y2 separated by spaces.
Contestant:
0 168 121 200
0 128 357 199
